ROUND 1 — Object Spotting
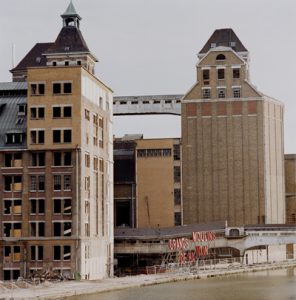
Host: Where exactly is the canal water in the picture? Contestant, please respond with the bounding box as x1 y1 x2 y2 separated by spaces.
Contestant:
69 268 296 300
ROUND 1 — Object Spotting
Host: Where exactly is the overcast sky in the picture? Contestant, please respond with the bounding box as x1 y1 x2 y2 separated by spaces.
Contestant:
1 0 296 153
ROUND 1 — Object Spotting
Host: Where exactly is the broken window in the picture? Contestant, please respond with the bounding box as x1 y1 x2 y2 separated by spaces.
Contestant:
218 88 226 98
3 222 22 237
53 222 72 236
174 212 182 226
4 269 20 281
173 144 180 160
4 176 22 191
64 175 71 190
53 245 71 261
174 189 181 205
202 88 211 99
4 246 21 262
4 199 22 215
53 175 62 190
4 152 22 167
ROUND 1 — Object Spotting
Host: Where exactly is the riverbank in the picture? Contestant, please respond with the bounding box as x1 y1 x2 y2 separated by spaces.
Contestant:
1 260 296 300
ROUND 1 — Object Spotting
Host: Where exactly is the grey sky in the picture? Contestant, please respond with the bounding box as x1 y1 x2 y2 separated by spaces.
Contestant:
1 0 295 152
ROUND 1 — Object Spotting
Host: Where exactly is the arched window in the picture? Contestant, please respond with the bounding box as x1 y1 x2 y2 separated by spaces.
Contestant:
216 54 226 61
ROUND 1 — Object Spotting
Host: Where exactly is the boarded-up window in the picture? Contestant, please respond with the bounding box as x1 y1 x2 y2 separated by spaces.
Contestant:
202 103 212 116
186 103 197 117
218 102 227 115
248 101 257 114
232 101 242 115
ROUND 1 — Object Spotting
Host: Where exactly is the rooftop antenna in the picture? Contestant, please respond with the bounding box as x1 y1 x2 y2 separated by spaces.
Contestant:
12 43 15 68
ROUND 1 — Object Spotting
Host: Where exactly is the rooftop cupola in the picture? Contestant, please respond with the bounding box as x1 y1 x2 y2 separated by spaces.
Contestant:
61 0 81 28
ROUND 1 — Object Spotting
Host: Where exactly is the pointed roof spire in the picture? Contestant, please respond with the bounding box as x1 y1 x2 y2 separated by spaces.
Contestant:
61 0 81 20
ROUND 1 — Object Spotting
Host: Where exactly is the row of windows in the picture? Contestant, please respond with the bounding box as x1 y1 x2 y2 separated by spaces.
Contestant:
3 245 71 262
30 129 72 144
202 68 240 85
30 106 72 119
30 82 72 96
137 148 172 158
3 175 72 192
202 87 241 99
4 151 72 167
3 222 72 237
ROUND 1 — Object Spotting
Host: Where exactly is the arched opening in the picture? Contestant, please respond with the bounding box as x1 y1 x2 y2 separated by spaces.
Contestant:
216 54 226 61
65 18 75 27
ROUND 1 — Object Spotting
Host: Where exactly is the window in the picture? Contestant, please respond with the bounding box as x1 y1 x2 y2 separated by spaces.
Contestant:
174 189 181 205
173 144 180 160
233 87 241 98
85 109 90 120
30 222 45 237
64 130 72 143
18 104 26 115
202 88 211 99
63 106 72 117
64 175 71 190
53 245 71 261
30 199 45 214
52 61 57 66
54 175 62 190
53 222 72 236
217 88 226 98
31 246 43 261
30 175 45 191
65 61 69 66
233 68 240 79
53 107 61 118
6 133 23 144
203 69 210 84
31 152 45 166
217 68 225 80
53 198 72 215
53 83 61 94
4 176 22 191
4 152 22 167
174 212 182 226
85 153 90 168
30 130 44 144
53 151 72 166
4 246 21 262
3 222 22 237
53 130 61 143
216 54 226 60
53 82 72 94
4 199 22 215
53 105 72 118
30 83 45 96
174 166 181 183
163 149 172 156
30 107 45 119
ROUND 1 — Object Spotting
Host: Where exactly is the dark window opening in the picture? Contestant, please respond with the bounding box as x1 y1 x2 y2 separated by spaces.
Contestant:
63 106 72 117
53 130 61 143
64 83 72 94
233 68 240 79
174 189 181 205
64 130 72 143
174 166 181 183
115 201 131 227
53 106 61 118
216 54 226 60
31 152 45 166
53 83 61 94
174 212 181 226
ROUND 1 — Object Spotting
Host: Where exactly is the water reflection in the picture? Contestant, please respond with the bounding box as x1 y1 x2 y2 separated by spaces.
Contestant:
69 268 296 300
